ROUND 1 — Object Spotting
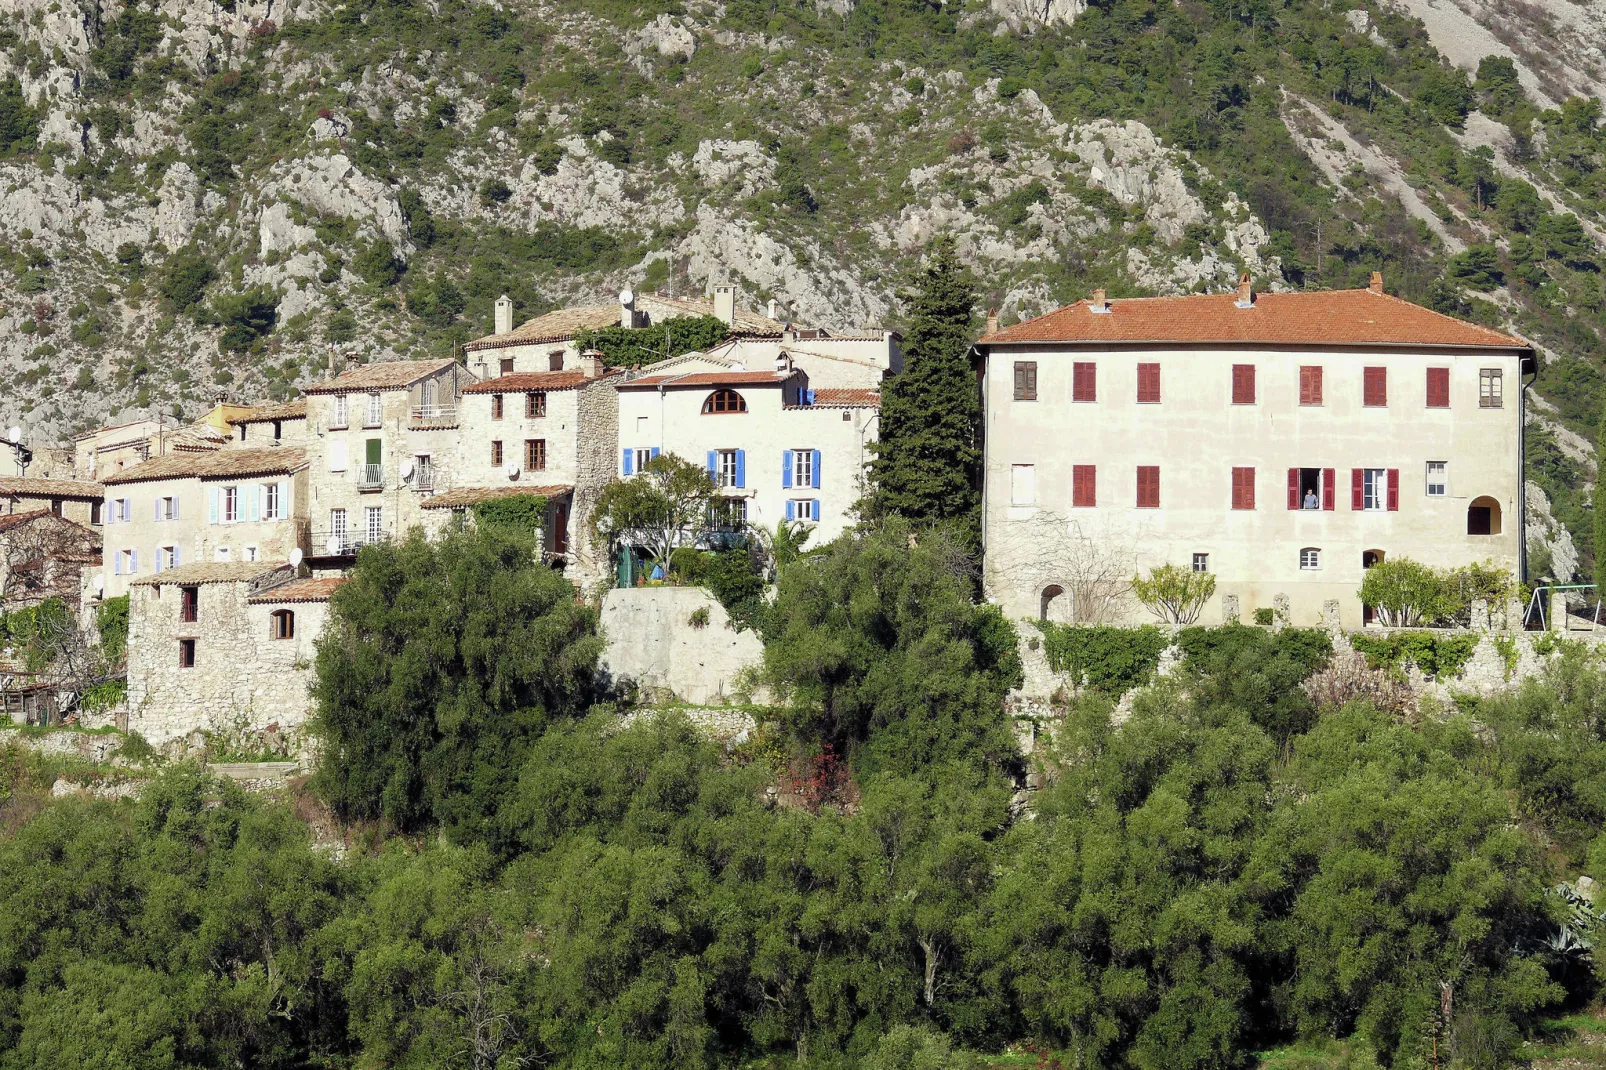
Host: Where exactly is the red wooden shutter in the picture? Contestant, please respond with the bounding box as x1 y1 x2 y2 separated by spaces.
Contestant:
1073 362 1096 402
1322 468 1335 510
1351 468 1363 510
1299 365 1323 405
1137 363 1160 403
1073 464 1096 507
1364 366 1387 407
1232 364 1255 404
1426 367 1449 408
1287 468 1299 510
1137 465 1159 508
1387 468 1399 511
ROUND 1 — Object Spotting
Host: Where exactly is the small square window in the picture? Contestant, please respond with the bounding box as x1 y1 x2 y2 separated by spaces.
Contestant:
1426 461 1448 497
491 394 504 420
1192 553 1209 573
1300 547 1322 570
1010 464 1035 506
1363 468 1388 510
1480 368 1504 408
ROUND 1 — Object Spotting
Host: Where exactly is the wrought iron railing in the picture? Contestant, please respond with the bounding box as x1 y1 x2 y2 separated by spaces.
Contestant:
357 464 384 490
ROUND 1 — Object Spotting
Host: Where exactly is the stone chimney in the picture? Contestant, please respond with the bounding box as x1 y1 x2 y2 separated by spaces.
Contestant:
1235 273 1254 308
775 351 792 374
1090 288 1110 314
985 308 999 335
713 284 737 327
1369 270 1384 295
327 343 339 378
579 350 606 378
494 293 513 335
768 297 779 320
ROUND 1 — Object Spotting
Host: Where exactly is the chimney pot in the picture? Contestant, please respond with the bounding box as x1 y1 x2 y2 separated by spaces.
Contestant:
1369 271 1384 295
985 308 999 335
1090 288 1110 313
1235 273 1254 308
494 294 513 336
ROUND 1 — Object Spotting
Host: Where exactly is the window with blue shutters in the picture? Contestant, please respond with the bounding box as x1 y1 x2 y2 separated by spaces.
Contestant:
782 450 793 489
787 449 822 488
623 449 633 475
713 450 741 488
788 499 819 522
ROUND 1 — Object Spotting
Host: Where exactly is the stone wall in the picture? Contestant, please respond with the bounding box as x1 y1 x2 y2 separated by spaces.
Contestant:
598 586 766 704
572 379 620 588
126 578 324 747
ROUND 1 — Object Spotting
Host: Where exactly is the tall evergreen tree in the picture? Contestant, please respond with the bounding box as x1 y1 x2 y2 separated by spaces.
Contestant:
1596 400 1606 597
865 236 982 547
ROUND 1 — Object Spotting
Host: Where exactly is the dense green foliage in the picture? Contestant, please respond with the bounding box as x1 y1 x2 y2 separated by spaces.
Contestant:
1176 623 1333 741
95 594 129 664
865 239 983 548
469 491 548 533
573 315 731 367
1034 621 1168 693
1359 557 1518 627
1350 630 1481 678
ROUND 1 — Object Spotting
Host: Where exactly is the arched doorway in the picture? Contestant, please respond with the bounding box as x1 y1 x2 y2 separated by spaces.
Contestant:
1040 584 1068 623
1468 497 1502 535
1362 550 1385 624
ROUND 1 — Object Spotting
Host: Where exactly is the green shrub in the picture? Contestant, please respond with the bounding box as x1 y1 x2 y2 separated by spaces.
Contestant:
1035 622 1168 694
1360 557 1515 627
1132 563 1217 624
1254 607 1275 626
1177 623 1332 739
1350 631 1479 678
469 493 547 533
158 248 214 309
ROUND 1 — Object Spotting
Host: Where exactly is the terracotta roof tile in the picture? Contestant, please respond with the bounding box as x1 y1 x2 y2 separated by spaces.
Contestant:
420 485 573 509
788 388 882 409
981 289 1530 349
130 561 287 586
101 447 307 486
232 398 308 424
0 510 51 533
617 370 796 390
0 477 105 498
247 577 348 604
461 371 604 394
303 359 461 395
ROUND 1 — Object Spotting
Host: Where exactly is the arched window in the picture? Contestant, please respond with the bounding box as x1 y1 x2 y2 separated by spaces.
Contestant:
1299 547 1321 570
702 389 748 414
270 609 295 640
1468 496 1502 535
1040 584 1067 623
1362 549 1386 569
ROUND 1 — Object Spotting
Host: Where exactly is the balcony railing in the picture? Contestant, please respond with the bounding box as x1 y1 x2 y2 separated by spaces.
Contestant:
357 464 384 491
414 469 436 493
410 404 457 422
311 529 393 558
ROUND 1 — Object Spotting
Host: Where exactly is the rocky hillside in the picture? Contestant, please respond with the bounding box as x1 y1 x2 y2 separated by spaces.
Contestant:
1 0 1604 569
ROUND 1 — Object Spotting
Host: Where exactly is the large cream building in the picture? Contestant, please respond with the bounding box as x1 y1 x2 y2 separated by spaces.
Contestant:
976 276 1534 629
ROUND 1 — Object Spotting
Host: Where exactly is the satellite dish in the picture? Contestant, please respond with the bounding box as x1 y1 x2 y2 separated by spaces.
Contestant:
505 463 521 480
618 287 635 307
326 534 343 556
93 575 104 594
400 459 415 481
289 548 304 568
5 427 19 444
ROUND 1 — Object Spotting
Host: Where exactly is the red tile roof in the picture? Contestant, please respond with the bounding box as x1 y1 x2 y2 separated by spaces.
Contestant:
303 359 461 394
981 289 1530 350
802 388 881 408
461 371 608 394
248 577 348 604
617 370 796 390
101 447 307 486
0 476 105 498
231 398 308 424
0 509 51 533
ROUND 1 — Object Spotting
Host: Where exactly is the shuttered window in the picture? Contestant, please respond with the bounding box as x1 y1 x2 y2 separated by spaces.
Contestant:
1072 362 1096 402
1230 467 1255 510
1364 366 1387 407
1299 365 1323 405
1072 465 1097 507
1136 466 1159 508
1231 364 1256 405
1137 362 1161 403
1013 362 1037 401
1426 367 1450 408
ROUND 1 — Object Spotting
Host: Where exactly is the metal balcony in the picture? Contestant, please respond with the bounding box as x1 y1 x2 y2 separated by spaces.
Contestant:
357 464 384 492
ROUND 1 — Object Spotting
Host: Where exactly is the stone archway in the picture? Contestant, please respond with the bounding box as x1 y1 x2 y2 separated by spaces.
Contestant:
1468 496 1502 536
1040 584 1069 623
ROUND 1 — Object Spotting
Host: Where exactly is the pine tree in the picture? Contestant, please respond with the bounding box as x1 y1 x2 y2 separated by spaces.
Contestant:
865 236 982 547
1596 400 1606 598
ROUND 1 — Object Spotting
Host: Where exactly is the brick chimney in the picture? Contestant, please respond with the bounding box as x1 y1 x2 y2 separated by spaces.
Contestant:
1090 288 1110 314
713 284 737 327
985 308 999 335
494 294 513 335
1369 271 1384 295
1235 273 1254 308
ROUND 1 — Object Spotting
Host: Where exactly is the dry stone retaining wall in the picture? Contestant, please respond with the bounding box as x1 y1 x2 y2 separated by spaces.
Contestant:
598 586 766 704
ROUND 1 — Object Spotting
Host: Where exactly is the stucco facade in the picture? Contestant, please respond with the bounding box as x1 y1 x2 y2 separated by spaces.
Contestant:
615 361 881 546
125 564 340 747
978 280 1534 629
99 448 310 600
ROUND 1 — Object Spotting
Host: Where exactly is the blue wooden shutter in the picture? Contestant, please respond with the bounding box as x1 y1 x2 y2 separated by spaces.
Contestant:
706 451 717 477
650 447 660 460
154 499 161 521
277 481 288 519
172 495 179 520
113 553 122 576
155 548 163 573
250 485 262 522
208 488 219 524
786 500 795 521
735 450 746 488
130 550 137 574
623 449 633 475
173 545 181 567
782 451 793 488
811 449 822 488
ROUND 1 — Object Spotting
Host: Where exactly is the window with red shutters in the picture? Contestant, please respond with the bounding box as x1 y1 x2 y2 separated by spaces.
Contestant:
1387 468 1399 511
1073 465 1097 507
1136 466 1159 508
1426 367 1450 408
1351 468 1364 510
1287 468 1299 510
1231 467 1255 510
1323 468 1335 510
1073 362 1097 402
1364 366 1387 407
1299 365 1323 405
1232 364 1256 404
1137 362 1161 403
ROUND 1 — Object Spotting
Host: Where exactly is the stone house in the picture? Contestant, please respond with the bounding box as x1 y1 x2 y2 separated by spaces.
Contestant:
228 398 311 449
98 447 311 600
614 353 882 546
440 357 620 577
0 476 105 526
71 402 249 480
299 358 477 558
975 275 1535 629
125 562 344 747
0 511 101 611
463 286 789 377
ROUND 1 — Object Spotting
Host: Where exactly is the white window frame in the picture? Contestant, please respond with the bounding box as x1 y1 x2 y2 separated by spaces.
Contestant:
215 547 231 562
790 499 820 523
222 485 239 523
330 508 348 545
332 394 349 428
159 496 176 521
365 506 383 543
1010 464 1035 506
120 548 135 574
263 482 281 520
1300 547 1322 570
243 545 259 562
1362 468 1387 511
365 393 383 428
793 449 815 489
716 449 739 489
1425 461 1448 497
632 448 653 474
1192 553 1209 573
160 545 176 570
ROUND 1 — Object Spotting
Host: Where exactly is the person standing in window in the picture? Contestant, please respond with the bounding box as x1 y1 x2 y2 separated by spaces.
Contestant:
1303 488 1319 510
